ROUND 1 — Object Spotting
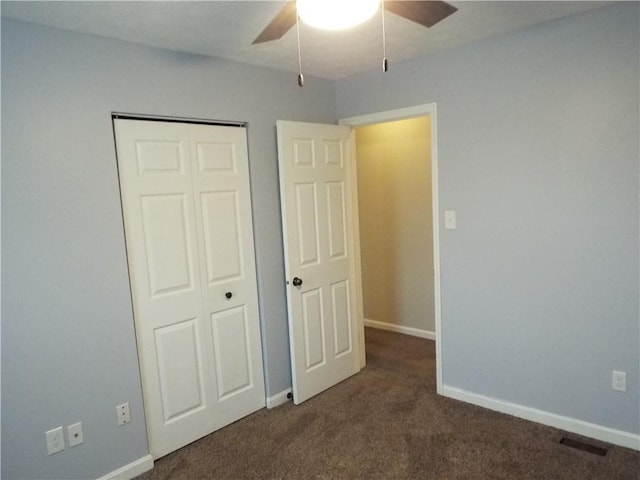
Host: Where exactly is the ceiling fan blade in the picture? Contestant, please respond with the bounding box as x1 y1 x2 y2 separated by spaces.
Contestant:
384 0 457 28
252 1 297 44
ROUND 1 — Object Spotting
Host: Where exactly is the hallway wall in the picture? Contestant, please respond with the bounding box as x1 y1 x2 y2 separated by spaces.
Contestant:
356 117 434 334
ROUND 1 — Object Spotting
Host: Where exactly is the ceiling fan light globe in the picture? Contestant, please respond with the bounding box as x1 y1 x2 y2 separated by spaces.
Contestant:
297 0 381 31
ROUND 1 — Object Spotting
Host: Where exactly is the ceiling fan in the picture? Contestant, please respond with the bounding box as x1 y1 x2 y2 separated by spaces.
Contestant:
252 0 458 45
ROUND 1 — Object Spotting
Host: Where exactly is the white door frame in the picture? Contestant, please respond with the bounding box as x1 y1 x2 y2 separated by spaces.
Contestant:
340 103 443 395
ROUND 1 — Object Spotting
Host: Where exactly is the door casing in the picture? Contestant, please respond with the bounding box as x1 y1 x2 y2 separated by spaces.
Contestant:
340 103 442 394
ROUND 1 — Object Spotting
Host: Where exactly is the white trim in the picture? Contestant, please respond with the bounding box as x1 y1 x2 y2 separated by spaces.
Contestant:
442 386 640 451
266 388 292 409
339 103 442 394
346 131 366 370
364 318 435 340
429 105 443 395
98 455 154 480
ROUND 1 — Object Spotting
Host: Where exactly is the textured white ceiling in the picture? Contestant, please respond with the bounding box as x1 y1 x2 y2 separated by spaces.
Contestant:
1 1 611 79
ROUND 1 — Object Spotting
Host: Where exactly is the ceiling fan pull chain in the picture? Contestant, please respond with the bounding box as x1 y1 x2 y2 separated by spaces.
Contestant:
381 0 388 72
296 3 304 87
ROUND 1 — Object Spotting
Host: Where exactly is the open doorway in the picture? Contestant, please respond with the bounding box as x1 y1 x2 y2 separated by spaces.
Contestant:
354 116 435 340
341 104 442 393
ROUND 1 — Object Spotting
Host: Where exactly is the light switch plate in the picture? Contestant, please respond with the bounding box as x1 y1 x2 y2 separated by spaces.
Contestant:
444 210 457 230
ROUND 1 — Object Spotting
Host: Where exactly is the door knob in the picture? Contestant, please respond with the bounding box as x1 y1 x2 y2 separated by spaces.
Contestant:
225 292 233 299
292 277 303 287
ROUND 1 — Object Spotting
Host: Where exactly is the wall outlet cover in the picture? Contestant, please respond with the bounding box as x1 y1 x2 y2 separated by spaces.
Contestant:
67 422 84 447
116 402 131 426
46 427 65 455
612 371 627 392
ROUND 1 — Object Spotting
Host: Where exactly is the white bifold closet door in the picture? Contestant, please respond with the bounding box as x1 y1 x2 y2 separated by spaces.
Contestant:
114 119 265 459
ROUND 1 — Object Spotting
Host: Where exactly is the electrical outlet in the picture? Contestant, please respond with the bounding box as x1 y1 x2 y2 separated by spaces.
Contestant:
46 427 65 455
612 371 627 392
116 402 130 426
67 422 84 447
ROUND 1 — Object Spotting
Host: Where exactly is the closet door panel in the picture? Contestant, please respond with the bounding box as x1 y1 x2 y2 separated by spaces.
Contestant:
115 120 214 458
115 119 265 459
189 124 265 431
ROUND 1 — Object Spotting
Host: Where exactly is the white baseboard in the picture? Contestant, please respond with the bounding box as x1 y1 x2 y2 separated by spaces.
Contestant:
266 388 292 409
364 318 435 340
98 454 154 480
442 385 640 451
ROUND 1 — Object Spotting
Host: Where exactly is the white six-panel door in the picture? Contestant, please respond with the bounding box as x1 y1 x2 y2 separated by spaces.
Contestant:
276 121 361 404
114 119 265 459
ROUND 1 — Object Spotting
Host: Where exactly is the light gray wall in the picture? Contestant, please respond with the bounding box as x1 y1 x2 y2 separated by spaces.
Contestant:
1 19 336 479
337 3 639 435
3 4 639 479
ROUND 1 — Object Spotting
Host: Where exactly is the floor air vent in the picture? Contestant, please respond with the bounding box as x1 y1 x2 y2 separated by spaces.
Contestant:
559 436 608 456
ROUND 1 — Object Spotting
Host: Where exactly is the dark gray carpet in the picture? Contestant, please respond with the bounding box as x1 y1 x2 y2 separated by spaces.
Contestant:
136 328 639 479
